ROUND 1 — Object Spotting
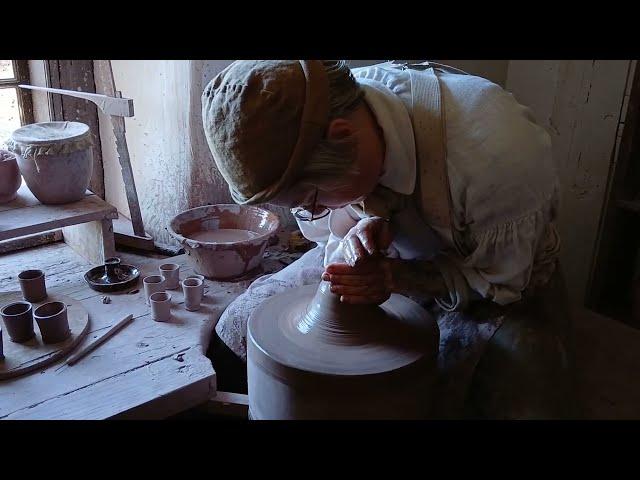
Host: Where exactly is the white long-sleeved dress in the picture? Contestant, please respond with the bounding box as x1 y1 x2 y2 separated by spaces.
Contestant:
296 62 561 311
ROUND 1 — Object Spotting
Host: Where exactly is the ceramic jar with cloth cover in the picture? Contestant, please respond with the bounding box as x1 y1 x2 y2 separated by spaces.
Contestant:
7 121 93 204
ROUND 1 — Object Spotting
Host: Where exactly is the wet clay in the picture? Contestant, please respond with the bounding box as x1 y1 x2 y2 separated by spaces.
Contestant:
186 229 259 243
247 281 440 419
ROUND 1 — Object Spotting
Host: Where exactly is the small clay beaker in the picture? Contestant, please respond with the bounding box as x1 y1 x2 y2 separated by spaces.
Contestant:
150 292 172 322
159 263 180 290
143 275 166 306
183 274 208 297
33 301 70 344
1 301 35 343
104 257 121 277
182 278 203 311
0 327 4 360
18 270 47 302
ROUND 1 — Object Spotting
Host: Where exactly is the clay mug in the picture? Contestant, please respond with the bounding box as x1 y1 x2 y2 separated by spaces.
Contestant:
0 327 4 360
18 269 47 302
143 275 166 306
159 263 180 290
183 274 208 297
1 301 35 343
182 278 203 311
33 301 71 344
150 292 172 322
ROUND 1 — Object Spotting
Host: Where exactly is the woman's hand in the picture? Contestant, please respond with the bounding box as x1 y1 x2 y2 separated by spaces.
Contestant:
340 216 394 267
322 258 393 305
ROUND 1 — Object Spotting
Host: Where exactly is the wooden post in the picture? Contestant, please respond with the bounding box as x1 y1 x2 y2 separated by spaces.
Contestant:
62 219 116 265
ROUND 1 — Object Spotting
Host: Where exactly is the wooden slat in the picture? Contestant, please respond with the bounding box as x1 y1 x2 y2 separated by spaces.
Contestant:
0 184 117 242
0 230 63 254
113 215 155 251
0 182 91 213
93 60 146 238
196 391 249 418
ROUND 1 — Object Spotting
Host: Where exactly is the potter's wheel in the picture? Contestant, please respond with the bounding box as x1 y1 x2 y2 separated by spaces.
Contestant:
247 282 439 419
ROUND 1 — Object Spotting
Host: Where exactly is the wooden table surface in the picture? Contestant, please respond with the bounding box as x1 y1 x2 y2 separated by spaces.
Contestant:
0 254 249 419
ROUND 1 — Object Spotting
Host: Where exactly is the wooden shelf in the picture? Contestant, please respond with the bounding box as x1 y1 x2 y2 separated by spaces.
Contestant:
0 182 117 263
0 183 117 242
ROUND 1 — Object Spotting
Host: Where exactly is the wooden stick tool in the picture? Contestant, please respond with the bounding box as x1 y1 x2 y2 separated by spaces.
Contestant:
66 314 134 366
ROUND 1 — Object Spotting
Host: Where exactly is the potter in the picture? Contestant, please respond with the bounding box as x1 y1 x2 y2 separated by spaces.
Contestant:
203 60 574 419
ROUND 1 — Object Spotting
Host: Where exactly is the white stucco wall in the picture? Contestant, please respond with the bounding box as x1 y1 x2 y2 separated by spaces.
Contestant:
100 60 235 246
506 60 632 305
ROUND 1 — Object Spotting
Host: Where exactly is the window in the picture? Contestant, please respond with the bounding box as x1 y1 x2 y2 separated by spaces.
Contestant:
0 60 34 145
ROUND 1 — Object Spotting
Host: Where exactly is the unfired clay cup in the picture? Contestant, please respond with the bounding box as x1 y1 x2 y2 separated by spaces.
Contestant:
33 301 70 344
1 301 35 343
143 275 166 306
183 274 208 297
182 278 203 311
159 263 180 290
18 270 47 302
0 327 4 359
150 292 172 322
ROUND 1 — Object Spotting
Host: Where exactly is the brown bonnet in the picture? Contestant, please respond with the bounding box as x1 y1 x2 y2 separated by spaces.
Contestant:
201 60 329 204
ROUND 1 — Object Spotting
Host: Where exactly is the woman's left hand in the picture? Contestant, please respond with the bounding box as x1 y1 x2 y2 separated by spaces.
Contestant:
322 257 393 305
340 216 393 267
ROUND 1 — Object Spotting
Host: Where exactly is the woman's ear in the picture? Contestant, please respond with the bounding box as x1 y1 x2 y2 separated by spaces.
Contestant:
326 118 355 141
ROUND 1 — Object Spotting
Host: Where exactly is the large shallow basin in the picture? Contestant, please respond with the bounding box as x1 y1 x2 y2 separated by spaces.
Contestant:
167 204 280 280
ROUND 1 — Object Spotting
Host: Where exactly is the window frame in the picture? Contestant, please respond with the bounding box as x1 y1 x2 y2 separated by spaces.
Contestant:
0 60 35 126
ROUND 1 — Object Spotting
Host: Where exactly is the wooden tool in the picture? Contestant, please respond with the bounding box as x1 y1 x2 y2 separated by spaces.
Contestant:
66 314 133 366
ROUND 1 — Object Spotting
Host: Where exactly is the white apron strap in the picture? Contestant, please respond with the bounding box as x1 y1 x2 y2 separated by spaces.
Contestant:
408 66 454 232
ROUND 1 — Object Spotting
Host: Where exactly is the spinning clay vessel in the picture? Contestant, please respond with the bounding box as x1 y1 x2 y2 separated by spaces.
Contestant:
247 281 439 420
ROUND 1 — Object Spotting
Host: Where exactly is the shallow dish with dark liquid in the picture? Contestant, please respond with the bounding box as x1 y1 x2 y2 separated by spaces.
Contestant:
84 257 140 293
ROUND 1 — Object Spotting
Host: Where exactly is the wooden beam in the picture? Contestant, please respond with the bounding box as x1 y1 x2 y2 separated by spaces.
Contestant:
13 60 34 125
0 230 63 255
194 391 249 418
93 60 146 238
19 85 134 117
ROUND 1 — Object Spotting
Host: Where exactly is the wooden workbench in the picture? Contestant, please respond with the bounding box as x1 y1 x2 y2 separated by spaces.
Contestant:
0 254 248 419
0 227 305 419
